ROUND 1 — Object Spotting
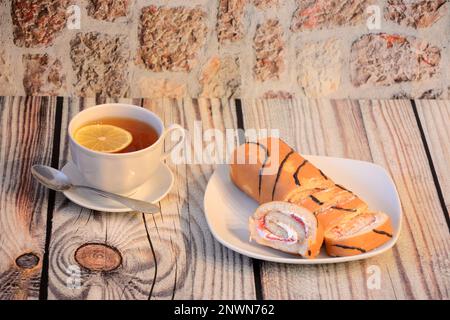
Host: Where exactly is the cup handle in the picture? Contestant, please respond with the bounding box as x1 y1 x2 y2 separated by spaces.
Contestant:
160 124 186 161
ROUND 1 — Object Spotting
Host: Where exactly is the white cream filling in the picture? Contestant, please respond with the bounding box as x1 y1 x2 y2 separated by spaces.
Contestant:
290 212 309 236
257 224 298 245
257 211 310 246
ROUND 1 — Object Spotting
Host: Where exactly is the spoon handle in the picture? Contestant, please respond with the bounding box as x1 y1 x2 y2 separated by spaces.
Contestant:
73 185 160 214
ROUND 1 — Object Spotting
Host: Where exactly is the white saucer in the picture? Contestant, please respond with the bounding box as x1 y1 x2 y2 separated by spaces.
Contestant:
204 156 402 264
61 161 174 212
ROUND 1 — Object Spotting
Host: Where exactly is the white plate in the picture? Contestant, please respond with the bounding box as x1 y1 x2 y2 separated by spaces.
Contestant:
204 156 402 264
62 161 174 212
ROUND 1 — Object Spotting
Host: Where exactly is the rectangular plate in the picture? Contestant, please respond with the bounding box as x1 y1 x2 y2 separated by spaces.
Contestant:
203 156 402 264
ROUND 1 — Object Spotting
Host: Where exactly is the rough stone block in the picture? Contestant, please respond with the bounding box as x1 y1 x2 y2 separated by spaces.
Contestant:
417 88 444 99
70 32 130 97
297 38 342 97
291 0 373 31
385 0 447 28
23 54 65 95
350 34 441 87
200 56 241 98
254 19 284 81
392 88 445 99
138 6 207 72
11 0 70 47
0 50 13 94
253 0 278 10
217 0 246 43
261 90 294 99
87 0 131 21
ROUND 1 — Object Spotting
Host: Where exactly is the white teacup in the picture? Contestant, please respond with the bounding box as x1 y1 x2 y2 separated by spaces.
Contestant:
68 104 185 195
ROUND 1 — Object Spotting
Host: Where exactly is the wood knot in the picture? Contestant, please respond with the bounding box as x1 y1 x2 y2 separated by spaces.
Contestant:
74 243 122 272
15 253 40 269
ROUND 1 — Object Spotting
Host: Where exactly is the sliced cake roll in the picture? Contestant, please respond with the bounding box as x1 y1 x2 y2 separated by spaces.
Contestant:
230 137 394 257
249 201 324 258
229 140 270 202
324 211 393 256
230 138 333 205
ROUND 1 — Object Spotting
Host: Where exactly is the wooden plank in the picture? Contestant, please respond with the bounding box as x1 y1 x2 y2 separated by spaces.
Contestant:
415 100 450 215
0 97 57 299
47 97 160 300
47 98 255 299
241 99 390 300
141 98 255 299
240 99 450 299
360 100 450 299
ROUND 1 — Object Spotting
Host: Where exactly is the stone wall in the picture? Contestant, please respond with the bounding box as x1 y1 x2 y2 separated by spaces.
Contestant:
0 0 449 99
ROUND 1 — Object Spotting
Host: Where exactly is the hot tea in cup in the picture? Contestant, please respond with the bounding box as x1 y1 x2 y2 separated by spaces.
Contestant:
74 117 160 154
69 104 185 195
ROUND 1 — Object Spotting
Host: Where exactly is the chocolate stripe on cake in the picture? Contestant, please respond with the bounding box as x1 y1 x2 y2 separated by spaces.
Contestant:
331 206 357 212
246 142 270 198
335 184 352 194
373 229 393 238
319 169 328 180
272 150 295 200
333 244 366 253
293 159 308 186
309 195 324 205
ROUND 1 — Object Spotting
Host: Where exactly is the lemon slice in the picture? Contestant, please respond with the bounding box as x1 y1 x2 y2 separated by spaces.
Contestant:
74 124 133 153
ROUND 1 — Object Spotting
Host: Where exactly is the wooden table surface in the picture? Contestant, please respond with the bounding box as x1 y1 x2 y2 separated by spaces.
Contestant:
0 97 449 300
